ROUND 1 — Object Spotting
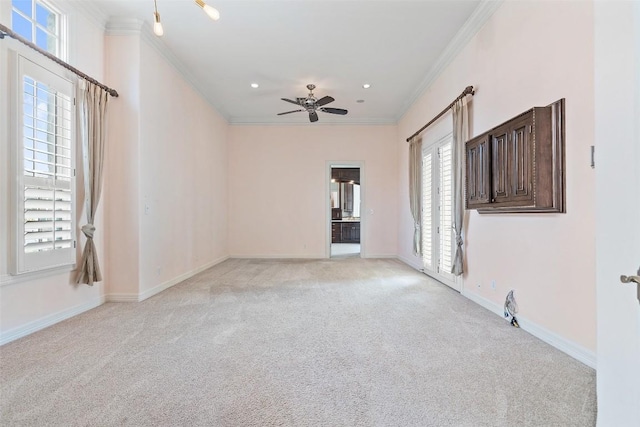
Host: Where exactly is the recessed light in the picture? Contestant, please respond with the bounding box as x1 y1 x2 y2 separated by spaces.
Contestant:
356 99 365 103
250 83 259 88
362 84 371 89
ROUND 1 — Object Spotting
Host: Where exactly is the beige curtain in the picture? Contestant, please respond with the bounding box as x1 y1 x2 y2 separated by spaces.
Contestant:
409 136 423 256
451 97 469 276
76 81 109 286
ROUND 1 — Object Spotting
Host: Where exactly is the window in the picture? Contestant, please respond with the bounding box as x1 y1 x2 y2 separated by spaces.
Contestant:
11 0 65 59
421 134 455 282
11 53 76 274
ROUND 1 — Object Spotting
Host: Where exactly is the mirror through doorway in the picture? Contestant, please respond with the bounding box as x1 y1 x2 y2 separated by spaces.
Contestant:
330 167 361 258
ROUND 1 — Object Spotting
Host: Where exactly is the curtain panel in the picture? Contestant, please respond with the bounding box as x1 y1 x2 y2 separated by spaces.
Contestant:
408 136 423 256
76 81 109 286
451 98 469 276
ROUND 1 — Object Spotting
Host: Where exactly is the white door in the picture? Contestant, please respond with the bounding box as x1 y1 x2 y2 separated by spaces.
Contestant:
421 114 460 292
594 2 640 426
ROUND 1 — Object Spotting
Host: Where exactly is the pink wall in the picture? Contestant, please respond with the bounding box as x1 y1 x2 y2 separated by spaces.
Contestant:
104 33 142 298
0 9 107 340
138 41 228 294
397 1 596 351
228 125 398 258
104 28 229 300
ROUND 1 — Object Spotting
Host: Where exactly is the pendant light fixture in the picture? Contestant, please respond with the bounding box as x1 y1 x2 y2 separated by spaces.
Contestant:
152 0 220 38
195 0 220 21
153 0 164 36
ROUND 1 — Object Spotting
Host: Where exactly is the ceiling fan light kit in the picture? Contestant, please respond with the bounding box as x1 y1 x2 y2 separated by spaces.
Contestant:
152 0 220 37
278 84 349 123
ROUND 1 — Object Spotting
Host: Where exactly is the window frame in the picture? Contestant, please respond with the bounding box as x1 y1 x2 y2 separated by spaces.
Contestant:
9 49 77 275
10 0 67 61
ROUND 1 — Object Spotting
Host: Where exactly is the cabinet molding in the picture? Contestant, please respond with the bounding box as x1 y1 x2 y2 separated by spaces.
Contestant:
465 99 565 213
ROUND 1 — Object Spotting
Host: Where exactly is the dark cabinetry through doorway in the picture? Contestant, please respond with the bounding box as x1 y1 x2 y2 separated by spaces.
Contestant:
332 222 360 243
331 167 361 244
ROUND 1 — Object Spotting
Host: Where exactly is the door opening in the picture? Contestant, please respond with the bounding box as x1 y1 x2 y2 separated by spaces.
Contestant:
330 166 361 258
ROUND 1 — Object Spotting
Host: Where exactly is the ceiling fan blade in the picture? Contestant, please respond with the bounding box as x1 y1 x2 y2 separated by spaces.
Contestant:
309 111 319 122
320 107 348 115
316 96 335 107
277 109 304 115
281 98 301 106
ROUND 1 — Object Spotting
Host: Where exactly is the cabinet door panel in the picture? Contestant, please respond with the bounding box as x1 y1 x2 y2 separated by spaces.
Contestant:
465 134 491 208
332 223 341 243
491 128 510 203
509 118 533 203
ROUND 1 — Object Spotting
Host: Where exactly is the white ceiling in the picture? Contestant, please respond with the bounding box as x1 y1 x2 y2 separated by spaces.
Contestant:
88 0 482 124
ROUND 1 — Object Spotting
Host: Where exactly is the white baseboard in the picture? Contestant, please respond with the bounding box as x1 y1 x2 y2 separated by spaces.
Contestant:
461 289 597 369
105 293 139 303
137 256 229 301
229 254 324 259
396 254 424 271
364 254 397 259
0 296 105 346
106 255 229 303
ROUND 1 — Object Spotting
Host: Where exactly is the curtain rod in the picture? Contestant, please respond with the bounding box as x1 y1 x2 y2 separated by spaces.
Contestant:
406 85 474 142
0 23 119 98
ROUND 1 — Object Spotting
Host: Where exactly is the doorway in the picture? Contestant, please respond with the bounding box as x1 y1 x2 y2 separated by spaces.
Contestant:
329 165 361 258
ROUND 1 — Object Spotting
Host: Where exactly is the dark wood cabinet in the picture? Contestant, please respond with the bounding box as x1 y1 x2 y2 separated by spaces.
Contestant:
465 99 565 213
465 133 491 208
331 168 360 184
331 222 360 243
332 223 341 242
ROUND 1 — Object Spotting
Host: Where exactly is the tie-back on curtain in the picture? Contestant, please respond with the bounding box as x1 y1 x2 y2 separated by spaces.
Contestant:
409 136 423 256
451 97 469 276
76 81 109 286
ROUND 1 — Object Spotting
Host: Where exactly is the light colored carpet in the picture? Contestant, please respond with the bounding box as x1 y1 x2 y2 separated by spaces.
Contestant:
0 258 596 426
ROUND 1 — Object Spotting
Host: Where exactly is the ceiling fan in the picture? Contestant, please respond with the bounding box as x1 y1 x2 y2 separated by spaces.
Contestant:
278 84 348 123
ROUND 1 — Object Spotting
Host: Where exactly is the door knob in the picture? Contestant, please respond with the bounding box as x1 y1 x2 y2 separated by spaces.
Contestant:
620 266 640 284
620 275 640 284
620 266 640 304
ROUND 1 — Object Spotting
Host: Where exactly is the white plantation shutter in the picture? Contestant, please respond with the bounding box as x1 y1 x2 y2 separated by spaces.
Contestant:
13 54 75 274
439 142 453 273
24 186 72 253
422 134 455 284
421 152 433 270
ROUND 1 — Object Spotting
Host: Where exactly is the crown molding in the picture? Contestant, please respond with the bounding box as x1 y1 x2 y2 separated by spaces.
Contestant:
105 17 144 35
137 23 230 122
63 0 108 30
395 0 504 122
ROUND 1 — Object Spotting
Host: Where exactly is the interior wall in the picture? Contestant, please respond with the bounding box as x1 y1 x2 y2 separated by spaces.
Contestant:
397 1 596 352
138 40 229 295
0 7 107 340
104 26 230 300
228 125 398 258
103 31 142 299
